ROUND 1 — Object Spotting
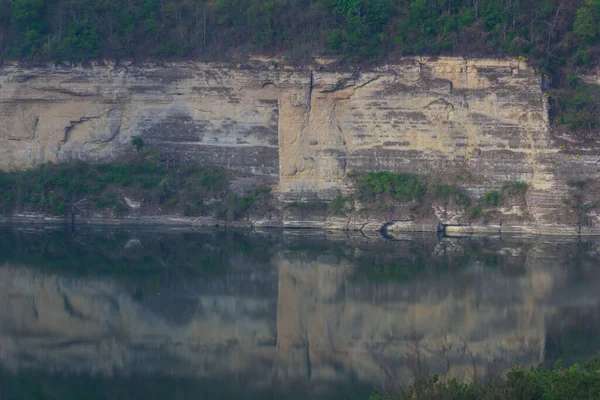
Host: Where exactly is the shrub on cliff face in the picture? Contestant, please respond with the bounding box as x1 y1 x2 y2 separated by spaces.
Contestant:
502 181 529 197
478 182 528 208
432 184 471 207
481 190 503 206
354 171 426 202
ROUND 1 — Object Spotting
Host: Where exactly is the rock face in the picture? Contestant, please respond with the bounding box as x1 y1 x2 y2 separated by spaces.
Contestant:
1 58 599 233
0 62 301 175
278 59 548 195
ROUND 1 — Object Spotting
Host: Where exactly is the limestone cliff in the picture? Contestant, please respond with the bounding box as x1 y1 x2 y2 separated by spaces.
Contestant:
0 61 299 175
1 58 599 233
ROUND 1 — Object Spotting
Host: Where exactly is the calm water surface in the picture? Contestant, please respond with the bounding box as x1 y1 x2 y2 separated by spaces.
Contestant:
1 226 600 399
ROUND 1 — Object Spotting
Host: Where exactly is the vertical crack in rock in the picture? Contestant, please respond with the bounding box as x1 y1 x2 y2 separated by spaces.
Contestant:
306 70 314 112
31 117 39 140
301 72 315 130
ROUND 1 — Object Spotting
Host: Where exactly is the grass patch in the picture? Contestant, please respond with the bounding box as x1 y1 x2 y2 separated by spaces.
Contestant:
216 187 272 221
285 195 353 217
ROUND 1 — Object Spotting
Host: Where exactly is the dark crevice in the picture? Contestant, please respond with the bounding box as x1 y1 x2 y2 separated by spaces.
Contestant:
62 294 87 320
306 70 314 111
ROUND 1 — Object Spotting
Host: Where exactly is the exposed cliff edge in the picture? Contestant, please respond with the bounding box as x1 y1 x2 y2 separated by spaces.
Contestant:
1 58 599 234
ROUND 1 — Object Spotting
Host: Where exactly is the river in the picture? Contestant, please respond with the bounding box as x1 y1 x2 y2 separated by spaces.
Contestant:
1 226 599 399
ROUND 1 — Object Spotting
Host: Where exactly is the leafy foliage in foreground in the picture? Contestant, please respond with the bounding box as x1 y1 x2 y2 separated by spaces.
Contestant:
370 357 600 400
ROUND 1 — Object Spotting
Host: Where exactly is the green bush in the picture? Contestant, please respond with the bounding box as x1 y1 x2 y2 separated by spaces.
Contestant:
354 171 426 202
481 190 503 207
574 0 600 44
564 178 600 226
466 205 483 219
330 195 352 215
132 137 144 150
183 166 229 197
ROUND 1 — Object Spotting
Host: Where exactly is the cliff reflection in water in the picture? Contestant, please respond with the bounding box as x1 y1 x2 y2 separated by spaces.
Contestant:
1 227 600 399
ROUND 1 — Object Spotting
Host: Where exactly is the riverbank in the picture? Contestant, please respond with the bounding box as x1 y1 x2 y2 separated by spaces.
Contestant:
1 159 598 236
0 212 593 237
